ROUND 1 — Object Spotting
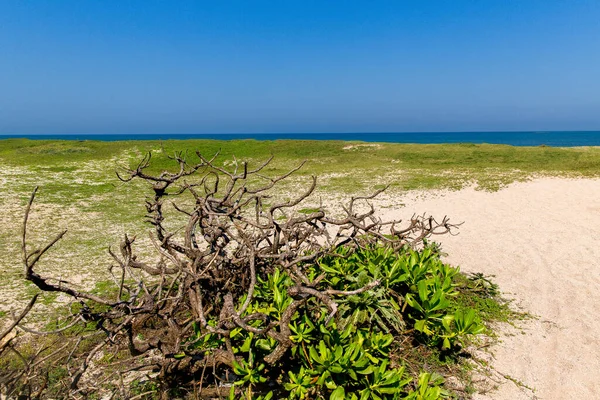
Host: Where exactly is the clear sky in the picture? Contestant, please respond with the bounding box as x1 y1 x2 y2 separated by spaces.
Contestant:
1 1 599 134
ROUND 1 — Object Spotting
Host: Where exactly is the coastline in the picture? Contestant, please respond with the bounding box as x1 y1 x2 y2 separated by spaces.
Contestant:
4 130 600 147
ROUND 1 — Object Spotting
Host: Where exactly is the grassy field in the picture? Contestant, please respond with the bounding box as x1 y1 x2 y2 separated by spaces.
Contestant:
2 138 600 313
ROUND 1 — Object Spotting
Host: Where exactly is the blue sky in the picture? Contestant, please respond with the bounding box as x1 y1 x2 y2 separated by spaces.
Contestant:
1 1 599 134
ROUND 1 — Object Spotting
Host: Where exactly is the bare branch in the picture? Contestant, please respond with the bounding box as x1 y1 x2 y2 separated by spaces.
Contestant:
13 151 458 397
0 295 38 352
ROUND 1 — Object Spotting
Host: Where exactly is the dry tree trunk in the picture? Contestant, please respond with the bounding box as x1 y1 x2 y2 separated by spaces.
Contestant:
4 151 457 398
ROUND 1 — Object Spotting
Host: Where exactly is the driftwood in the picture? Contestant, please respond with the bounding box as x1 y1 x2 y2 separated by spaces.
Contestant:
3 151 457 398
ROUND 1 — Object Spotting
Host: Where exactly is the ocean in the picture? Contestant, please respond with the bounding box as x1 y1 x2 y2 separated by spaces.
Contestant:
2 131 600 147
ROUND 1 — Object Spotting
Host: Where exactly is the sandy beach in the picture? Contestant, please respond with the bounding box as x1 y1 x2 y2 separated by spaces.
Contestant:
379 178 600 399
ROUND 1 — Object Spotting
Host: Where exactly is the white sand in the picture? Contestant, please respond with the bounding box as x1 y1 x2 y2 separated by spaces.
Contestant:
379 178 600 399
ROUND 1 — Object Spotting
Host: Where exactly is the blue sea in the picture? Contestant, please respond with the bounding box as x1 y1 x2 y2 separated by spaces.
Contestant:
2 131 600 147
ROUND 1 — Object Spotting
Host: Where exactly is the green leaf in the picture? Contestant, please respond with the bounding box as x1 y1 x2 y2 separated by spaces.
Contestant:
417 280 429 302
414 319 427 334
240 335 253 353
330 386 345 400
359 388 371 400
261 391 273 400
441 314 454 332
442 337 451 350
325 378 337 390
309 346 320 363
334 345 343 360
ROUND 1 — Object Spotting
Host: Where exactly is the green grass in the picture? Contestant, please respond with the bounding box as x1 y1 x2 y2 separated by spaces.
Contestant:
0 138 554 397
451 273 530 327
3 139 600 190
297 207 322 214
393 272 529 396
3 138 599 213
1 138 600 311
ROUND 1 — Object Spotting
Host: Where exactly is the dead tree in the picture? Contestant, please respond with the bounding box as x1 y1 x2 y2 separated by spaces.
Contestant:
11 151 456 398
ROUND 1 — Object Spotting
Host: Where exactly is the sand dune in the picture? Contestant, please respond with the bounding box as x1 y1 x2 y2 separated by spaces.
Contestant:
380 178 600 399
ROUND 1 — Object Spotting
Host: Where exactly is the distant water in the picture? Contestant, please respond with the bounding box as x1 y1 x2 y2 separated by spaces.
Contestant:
2 131 600 147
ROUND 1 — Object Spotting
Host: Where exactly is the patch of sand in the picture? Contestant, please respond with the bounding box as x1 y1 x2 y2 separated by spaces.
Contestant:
377 178 600 399
342 143 382 150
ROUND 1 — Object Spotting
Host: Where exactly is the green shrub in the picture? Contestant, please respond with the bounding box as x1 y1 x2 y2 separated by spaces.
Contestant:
6 152 514 399
175 243 485 399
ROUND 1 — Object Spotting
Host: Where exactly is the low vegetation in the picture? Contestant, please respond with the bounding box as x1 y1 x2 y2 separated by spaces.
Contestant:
4 138 600 192
2 139 599 306
0 147 523 399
